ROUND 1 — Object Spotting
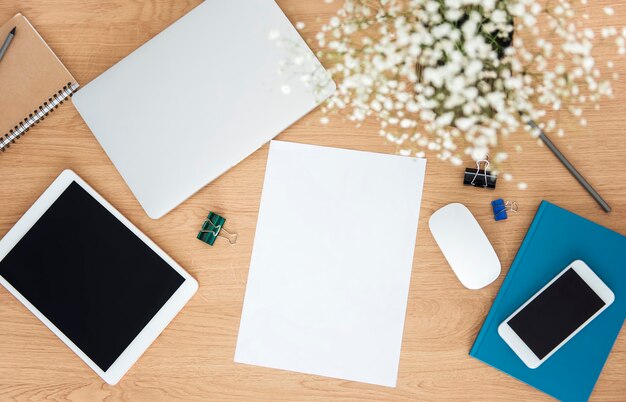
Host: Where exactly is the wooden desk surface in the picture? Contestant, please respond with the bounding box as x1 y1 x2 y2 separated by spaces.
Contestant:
0 1 624 400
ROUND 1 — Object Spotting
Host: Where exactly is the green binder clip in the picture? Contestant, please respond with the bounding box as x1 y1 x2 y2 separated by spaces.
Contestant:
197 212 238 246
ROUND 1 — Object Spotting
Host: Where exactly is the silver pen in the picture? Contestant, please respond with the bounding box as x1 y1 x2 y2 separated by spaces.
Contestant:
528 119 611 213
0 27 16 63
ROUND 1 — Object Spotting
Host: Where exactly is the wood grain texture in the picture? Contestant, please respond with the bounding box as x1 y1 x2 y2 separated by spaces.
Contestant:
0 1 624 400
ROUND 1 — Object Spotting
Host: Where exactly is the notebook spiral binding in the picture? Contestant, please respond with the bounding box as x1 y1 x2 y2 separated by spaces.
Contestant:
1 81 80 152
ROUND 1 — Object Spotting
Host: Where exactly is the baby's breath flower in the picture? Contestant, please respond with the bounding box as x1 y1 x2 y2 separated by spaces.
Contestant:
311 0 620 165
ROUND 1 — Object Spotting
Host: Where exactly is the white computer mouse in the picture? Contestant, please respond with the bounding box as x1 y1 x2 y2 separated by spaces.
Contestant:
429 203 501 289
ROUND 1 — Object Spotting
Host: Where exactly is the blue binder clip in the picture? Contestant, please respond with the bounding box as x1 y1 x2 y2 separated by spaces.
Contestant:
491 199 518 221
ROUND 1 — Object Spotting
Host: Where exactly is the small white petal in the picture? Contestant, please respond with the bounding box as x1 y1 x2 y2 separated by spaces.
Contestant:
268 29 280 40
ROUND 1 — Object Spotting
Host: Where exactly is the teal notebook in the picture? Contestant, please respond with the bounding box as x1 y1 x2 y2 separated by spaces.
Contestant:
470 201 625 401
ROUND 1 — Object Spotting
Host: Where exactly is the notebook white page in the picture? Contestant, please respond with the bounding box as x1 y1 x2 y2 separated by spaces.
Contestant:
235 141 427 387
73 0 335 219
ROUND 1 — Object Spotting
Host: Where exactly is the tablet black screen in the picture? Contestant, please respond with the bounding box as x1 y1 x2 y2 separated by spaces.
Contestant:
0 181 185 371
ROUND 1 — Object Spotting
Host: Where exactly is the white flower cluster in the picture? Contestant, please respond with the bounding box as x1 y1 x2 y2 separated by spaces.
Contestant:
312 0 621 164
269 29 336 102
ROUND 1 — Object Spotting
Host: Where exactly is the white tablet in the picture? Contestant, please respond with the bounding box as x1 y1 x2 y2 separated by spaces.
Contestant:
0 170 198 384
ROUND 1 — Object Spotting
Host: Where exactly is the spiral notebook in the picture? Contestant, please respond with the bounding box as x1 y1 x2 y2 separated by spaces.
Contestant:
0 13 78 153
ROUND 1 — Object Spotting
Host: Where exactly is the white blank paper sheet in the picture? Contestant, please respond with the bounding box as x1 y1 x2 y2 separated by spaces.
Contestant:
235 141 426 387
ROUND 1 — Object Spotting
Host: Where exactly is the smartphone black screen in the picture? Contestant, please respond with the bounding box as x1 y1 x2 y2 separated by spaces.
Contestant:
508 268 606 359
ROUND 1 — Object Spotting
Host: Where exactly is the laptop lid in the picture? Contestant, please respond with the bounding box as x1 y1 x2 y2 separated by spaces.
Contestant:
73 0 335 218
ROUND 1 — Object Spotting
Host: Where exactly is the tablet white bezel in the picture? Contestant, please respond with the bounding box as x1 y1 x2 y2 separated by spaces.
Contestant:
498 260 614 369
0 169 198 384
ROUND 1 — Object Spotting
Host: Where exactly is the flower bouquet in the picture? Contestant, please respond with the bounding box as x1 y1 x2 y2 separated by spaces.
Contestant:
311 0 622 171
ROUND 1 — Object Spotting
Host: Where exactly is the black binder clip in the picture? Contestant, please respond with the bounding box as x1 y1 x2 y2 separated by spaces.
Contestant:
197 212 238 246
491 199 518 221
463 157 497 189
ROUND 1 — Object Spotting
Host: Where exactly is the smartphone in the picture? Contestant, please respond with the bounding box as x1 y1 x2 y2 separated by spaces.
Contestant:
498 260 614 369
